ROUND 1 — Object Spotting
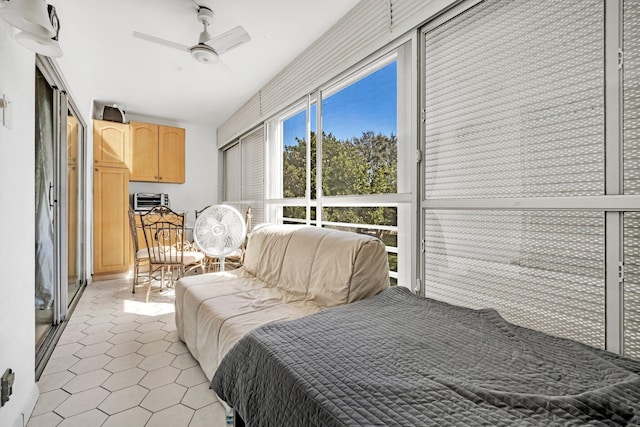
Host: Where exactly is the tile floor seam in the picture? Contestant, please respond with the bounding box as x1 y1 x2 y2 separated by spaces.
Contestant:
52 402 110 419
29 277 226 427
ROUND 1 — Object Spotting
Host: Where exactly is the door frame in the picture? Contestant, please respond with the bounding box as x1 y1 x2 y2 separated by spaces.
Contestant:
34 55 88 379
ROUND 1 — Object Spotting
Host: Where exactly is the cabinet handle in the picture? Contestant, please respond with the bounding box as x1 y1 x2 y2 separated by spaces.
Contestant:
158 177 162 180
95 168 99 172
154 176 158 179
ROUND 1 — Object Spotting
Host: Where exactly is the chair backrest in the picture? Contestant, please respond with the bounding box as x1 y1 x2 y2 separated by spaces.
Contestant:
139 206 186 266
239 207 252 264
195 205 211 219
128 205 142 256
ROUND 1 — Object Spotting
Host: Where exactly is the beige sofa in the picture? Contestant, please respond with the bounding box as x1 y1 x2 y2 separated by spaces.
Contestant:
174 224 390 380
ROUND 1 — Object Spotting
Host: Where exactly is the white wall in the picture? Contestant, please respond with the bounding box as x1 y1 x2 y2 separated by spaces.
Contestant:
0 21 39 427
127 113 219 226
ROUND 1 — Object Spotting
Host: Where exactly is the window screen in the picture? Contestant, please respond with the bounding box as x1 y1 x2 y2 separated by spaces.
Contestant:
624 0 640 194
425 210 605 348
223 143 240 202
421 0 606 349
624 213 640 359
240 128 265 226
240 128 263 201
623 0 640 360
424 0 604 199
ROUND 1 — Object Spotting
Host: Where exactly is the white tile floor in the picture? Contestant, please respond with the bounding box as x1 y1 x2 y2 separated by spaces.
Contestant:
28 278 227 427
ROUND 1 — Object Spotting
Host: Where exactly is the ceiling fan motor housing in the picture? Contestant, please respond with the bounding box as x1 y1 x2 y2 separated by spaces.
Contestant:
197 7 214 25
191 45 218 63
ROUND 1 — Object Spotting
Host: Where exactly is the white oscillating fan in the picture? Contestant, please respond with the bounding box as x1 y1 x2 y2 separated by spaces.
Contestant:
193 205 246 271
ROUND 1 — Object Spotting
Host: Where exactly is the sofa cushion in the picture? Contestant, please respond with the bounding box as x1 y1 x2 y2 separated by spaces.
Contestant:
278 226 329 300
175 224 390 380
245 224 390 305
242 224 301 286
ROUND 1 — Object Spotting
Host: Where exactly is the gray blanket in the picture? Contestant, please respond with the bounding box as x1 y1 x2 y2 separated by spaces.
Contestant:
212 287 640 426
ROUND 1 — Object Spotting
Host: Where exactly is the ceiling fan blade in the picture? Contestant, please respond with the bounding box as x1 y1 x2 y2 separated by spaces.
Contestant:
206 26 250 55
132 31 191 53
215 58 233 76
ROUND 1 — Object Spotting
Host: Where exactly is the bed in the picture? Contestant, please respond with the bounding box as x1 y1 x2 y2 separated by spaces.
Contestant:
212 287 640 426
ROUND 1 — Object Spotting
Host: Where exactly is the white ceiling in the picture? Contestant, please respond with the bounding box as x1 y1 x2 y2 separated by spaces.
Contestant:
49 0 360 127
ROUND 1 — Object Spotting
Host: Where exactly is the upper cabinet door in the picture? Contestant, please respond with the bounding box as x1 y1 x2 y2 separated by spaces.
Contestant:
129 121 160 182
158 125 185 183
93 120 130 168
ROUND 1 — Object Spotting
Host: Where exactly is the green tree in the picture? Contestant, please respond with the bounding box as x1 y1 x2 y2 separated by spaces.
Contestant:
353 130 397 194
321 132 368 197
283 138 308 198
283 130 397 229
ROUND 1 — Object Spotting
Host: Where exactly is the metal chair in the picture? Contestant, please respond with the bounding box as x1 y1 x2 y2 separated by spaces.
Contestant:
139 206 205 302
194 205 211 218
128 206 149 293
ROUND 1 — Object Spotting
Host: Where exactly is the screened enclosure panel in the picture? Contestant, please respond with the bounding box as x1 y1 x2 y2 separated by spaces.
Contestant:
424 210 605 348
423 0 604 199
225 128 265 229
223 202 241 217
624 0 640 194
223 144 241 202
240 128 264 202
624 212 640 359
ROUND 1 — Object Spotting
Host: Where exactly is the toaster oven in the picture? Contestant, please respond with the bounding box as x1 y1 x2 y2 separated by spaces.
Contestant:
132 193 170 212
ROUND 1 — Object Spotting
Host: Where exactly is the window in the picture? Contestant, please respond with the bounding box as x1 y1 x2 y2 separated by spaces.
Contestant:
223 127 265 227
283 106 315 200
321 62 397 197
267 50 411 286
279 102 317 224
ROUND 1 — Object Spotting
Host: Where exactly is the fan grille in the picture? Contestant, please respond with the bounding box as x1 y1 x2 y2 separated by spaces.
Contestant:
193 205 246 257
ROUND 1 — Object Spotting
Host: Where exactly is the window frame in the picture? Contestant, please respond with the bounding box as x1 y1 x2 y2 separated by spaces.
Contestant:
265 41 415 286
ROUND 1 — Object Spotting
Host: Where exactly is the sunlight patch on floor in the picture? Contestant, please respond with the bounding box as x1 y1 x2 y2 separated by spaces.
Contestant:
123 299 175 317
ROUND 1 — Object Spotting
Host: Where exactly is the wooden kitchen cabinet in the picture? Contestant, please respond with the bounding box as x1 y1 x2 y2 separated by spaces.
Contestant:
129 121 158 181
158 125 185 183
129 121 185 183
93 119 130 168
93 166 130 275
93 119 130 276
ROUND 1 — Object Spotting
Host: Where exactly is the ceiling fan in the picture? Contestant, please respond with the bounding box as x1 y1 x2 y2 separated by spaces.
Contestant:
132 5 250 64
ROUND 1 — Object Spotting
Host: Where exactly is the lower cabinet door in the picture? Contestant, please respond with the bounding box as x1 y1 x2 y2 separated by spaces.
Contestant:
94 166 130 274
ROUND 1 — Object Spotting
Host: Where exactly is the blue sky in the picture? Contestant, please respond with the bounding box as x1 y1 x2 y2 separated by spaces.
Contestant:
283 61 397 146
